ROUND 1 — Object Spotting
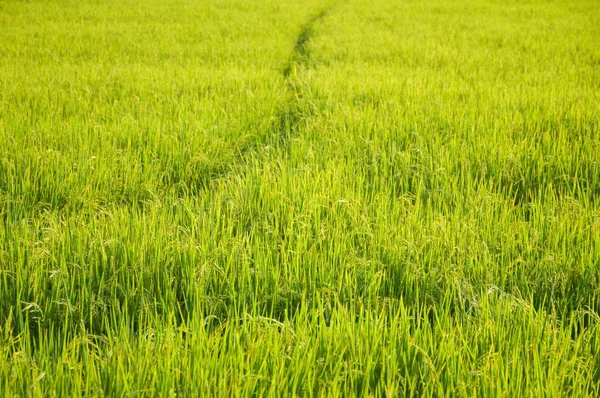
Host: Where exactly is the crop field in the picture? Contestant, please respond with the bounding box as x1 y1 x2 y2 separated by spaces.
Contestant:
1 0 600 395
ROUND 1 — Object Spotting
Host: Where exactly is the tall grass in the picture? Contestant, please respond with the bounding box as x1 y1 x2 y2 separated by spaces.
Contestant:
1 0 599 395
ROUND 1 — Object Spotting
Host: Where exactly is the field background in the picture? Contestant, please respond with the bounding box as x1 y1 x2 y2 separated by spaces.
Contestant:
1 0 599 395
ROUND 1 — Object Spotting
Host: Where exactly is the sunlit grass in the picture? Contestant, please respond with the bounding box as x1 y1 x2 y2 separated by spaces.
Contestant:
1 0 599 395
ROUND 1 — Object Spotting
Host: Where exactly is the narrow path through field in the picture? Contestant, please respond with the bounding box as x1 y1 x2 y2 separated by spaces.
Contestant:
275 6 333 148
200 5 335 190
283 8 329 78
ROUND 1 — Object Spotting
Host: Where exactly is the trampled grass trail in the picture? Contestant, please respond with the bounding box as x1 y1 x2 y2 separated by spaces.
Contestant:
1 0 599 396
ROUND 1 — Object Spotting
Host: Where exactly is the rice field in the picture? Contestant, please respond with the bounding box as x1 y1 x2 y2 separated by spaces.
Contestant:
1 0 599 395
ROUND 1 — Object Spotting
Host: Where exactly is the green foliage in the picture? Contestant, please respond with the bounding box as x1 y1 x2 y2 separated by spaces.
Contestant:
1 0 599 395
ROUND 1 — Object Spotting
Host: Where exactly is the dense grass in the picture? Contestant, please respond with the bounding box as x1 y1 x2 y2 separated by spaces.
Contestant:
1 0 599 395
